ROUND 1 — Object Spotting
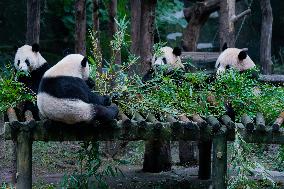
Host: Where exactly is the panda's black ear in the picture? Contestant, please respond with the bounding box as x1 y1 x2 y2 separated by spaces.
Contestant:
173 47 182 56
238 50 247 60
222 43 228 51
81 57 88 67
13 45 19 52
32 43 40 52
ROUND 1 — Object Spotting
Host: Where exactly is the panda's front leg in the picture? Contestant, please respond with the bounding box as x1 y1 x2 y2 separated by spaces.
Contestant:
89 92 112 106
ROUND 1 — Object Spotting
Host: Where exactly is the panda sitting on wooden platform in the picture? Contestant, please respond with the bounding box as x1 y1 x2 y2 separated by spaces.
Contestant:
37 54 119 124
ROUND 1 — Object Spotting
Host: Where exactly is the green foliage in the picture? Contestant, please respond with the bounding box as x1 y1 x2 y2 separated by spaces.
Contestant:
156 0 187 28
0 64 35 113
228 131 276 189
60 142 121 189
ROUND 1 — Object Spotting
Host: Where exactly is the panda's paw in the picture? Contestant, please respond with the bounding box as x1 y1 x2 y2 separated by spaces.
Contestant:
103 95 111 106
94 104 119 121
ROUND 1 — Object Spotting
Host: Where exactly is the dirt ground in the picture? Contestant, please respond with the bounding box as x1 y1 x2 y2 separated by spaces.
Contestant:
1 141 284 188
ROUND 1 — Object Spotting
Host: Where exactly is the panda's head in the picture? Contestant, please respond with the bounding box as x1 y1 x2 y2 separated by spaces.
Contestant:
152 46 184 72
215 43 256 75
44 54 90 80
14 44 47 73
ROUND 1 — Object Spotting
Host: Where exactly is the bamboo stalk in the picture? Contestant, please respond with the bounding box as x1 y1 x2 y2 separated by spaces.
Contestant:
241 114 254 132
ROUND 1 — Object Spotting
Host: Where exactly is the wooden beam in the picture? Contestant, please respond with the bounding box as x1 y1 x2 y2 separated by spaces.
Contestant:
4 120 204 141
258 74 284 84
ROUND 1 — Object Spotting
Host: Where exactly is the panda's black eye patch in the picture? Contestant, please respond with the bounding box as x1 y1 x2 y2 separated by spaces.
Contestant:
155 57 157 61
17 60 20 66
225 65 231 69
25 59 30 66
162 57 167 64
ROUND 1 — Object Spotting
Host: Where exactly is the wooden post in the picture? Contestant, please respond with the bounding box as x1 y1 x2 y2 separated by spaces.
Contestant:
16 125 33 189
143 114 171 172
26 0 41 44
212 127 227 189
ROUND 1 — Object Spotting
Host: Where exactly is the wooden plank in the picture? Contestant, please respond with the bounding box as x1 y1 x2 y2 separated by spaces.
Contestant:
212 126 227 189
258 74 284 84
181 52 220 62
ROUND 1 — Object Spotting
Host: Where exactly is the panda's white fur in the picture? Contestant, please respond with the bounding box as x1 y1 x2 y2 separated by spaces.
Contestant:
14 45 47 73
152 46 184 70
37 93 94 124
44 54 89 80
215 48 255 75
37 54 118 124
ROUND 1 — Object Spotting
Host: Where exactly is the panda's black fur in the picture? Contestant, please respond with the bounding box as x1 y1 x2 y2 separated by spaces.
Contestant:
37 55 118 124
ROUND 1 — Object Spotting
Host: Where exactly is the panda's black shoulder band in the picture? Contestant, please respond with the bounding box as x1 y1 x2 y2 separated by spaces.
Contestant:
81 57 88 67
32 43 40 52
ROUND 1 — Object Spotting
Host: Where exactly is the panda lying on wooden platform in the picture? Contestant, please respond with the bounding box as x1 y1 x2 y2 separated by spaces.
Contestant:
37 54 119 124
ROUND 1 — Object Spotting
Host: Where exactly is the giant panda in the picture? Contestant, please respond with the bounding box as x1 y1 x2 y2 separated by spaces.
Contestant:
215 43 256 75
14 43 51 94
37 54 119 124
142 46 184 82
13 43 51 120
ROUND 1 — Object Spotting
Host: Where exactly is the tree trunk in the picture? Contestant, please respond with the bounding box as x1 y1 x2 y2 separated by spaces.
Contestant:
143 140 171 172
93 0 100 33
260 0 273 74
182 1 220 51
26 0 41 45
129 0 141 74
138 0 157 76
108 0 121 64
75 0 86 55
219 0 236 49
130 0 141 57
